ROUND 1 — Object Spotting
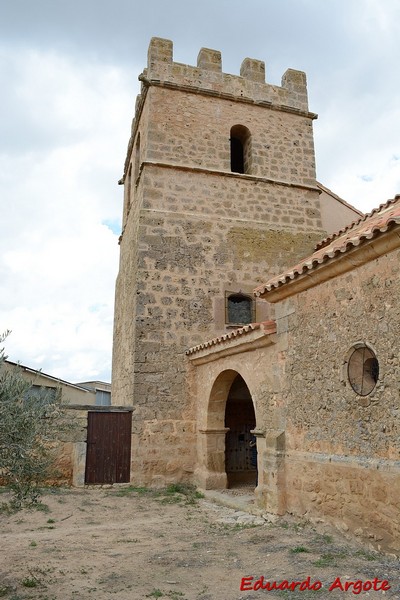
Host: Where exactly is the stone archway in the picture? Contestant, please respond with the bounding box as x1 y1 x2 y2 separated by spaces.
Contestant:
195 369 257 490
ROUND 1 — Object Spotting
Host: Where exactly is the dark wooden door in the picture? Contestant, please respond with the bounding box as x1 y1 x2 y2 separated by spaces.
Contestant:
226 423 254 472
85 412 132 484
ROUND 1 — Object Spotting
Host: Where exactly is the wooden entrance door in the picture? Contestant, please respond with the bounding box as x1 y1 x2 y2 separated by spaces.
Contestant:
85 411 132 484
226 423 254 472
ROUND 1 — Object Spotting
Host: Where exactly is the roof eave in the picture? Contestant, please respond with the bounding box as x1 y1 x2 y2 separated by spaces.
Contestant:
187 323 277 365
257 226 400 303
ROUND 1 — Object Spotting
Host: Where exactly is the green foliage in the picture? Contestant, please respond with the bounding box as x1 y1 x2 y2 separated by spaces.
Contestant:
354 549 377 561
21 578 37 588
0 332 68 509
312 550 346 567
111 483 204 506
0 585 12 597
290 546 310 554
112 485 149 496
162 483 204 505
146 590 163 598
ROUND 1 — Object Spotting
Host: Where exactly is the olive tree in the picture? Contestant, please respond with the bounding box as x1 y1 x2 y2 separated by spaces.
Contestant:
0 332 67 508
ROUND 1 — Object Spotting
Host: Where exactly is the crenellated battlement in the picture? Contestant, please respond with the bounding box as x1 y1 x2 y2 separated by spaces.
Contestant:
141 37 309 113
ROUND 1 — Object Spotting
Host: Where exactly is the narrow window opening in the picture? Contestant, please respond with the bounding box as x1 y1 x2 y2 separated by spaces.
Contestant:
134 133 141 182
231 137 244 173
230 125 251 174
226 293 254 325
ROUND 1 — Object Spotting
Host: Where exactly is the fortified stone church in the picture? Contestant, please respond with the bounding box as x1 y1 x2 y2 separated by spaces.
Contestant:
111 38 400 552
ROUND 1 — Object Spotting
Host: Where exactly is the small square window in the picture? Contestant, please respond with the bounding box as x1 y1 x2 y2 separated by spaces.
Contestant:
225 292 255 325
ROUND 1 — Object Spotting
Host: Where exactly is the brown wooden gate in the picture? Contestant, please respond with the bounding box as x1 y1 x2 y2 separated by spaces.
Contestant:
85 411 132 484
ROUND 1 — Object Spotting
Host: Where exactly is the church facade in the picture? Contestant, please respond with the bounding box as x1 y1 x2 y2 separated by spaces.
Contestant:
111 39 399 551
188 197 400 553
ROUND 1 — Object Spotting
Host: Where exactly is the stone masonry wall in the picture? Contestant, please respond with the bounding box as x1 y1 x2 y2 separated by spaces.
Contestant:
145 86 317 185
112 38 327 486
279 248 400 552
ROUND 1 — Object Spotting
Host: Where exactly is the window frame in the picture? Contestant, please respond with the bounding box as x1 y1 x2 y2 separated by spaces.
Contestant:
225 291 255 326
347 343 379 397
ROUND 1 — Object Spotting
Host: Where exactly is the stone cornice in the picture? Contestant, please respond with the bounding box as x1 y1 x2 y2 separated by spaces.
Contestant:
140 160 319 193
139 75 318 120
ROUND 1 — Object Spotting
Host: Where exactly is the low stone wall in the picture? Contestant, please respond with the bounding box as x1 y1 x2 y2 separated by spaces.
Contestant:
285 453 400 553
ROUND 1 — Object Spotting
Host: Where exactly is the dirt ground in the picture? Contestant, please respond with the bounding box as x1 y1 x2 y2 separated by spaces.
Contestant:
1 485 399 600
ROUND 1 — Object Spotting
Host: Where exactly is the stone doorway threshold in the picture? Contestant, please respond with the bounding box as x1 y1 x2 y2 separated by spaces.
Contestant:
202 484 260 517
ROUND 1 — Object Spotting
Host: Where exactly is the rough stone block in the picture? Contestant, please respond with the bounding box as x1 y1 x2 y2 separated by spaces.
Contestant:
240 58 265 83
197 47 222 72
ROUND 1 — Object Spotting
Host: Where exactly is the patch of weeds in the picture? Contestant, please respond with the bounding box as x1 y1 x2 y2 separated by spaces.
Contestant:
354 549 377 561
29 540 37 547
116 538 138 543
146 589 164 598
312 550 346 567
0 585 13 597
320 533 333 544
279 520 289 529
0 502 15 515
112 485 150 497
290 546 310 554
160 494 183 505
219 522 258 532
158 484 204 506
292 522 306 533
34 502 50 513
46 518 55 524
21 578 37 588
234 522 258 530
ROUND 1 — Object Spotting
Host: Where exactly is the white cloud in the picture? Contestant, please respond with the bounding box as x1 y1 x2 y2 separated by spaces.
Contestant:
0 47 140 381
1 1 400 382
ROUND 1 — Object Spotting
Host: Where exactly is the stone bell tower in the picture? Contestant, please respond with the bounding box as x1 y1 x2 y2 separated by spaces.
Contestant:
112 38 325 485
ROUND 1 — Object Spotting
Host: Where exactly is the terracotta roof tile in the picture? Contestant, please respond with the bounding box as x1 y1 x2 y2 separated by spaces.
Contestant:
186 320 276 356
255 195 400 297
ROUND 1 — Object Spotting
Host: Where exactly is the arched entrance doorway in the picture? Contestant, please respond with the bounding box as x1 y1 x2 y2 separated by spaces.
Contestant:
225 374 256 488
195 369 258 490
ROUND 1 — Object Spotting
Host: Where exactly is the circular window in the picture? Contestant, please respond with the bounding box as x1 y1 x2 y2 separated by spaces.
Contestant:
347 345 379 396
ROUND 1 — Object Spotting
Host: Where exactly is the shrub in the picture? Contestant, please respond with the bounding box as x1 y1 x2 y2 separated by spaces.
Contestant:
0 332 69 508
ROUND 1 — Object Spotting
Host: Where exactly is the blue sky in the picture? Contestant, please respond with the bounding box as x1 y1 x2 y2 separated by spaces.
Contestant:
1 0 399 381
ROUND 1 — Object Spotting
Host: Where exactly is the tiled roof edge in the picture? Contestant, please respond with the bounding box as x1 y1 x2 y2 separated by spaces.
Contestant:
255 205 400 297
186 320 276 356
315 195 400 251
